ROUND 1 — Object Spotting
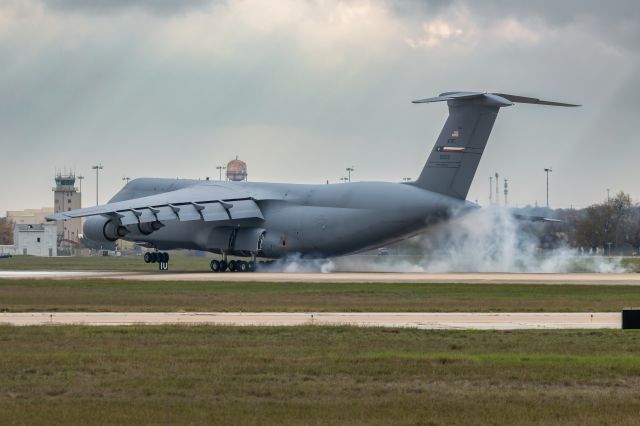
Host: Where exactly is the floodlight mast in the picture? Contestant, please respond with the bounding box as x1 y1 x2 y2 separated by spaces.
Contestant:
346 167 354 183
216 165 226 181
544 167 552 208
91 164 103 206
489 176 493 204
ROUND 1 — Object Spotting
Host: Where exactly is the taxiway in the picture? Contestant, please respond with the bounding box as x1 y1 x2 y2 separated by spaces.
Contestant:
0 312 621 329
1 270 640 285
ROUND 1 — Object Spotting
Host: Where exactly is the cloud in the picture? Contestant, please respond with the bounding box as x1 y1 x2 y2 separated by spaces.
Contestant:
0 0 639 214
394 0 640 54
42 0 220 16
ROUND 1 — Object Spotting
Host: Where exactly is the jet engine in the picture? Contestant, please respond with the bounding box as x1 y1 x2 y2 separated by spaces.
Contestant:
135 221 164 235
83 216 128 242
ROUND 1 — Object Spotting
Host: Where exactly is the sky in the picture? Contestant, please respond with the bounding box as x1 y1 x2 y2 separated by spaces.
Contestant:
1 0 639 213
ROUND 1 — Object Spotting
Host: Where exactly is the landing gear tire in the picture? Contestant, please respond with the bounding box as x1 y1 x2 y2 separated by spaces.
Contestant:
219 260 228 272
228 260 237 272
150 252 158 263
210 259 221 272
238 261 248 272
144 252 152 263
247 261 255 272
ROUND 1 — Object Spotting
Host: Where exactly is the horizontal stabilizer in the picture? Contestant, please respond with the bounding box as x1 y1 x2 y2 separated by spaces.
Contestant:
413 91 579 108
493 93 580 107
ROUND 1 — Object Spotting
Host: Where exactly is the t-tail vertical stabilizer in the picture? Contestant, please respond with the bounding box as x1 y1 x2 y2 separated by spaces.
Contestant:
410 92 578 200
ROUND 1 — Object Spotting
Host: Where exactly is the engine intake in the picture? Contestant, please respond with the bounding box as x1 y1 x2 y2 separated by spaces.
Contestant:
83 216 129 242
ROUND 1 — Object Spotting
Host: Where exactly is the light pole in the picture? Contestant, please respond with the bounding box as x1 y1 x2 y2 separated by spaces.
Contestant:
544 168 552 208
495 172 499 205
122 177 131 184
91 164 103 206
216 165 226 181
340 177 349 183
346 167 354 183
77 175 84 209
503 178 509 207
489 176 493 204
607 188 611 202
402 177 411 182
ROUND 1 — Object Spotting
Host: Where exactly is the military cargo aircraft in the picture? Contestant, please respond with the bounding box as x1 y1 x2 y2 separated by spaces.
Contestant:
47 91 578 272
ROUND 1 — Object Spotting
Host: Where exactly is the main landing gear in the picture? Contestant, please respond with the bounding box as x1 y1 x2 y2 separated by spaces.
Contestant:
144 252 169 263
144 251 170 270
210 252 257 273
210 259 256 273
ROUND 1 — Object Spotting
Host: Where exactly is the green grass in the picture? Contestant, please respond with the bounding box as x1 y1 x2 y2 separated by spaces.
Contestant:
1 326 640 425
621 257 640 272
0 253 208 271
1 279 640 312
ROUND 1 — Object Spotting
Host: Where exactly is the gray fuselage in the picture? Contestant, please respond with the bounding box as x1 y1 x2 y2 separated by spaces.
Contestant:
109 178 472 258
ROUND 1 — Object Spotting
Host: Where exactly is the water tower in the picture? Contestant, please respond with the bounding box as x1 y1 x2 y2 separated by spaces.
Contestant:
226 156 248 181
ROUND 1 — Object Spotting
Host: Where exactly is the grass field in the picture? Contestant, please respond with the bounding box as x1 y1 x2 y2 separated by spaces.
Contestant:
3 257 640 424
1 326 639 425
1 279 640 312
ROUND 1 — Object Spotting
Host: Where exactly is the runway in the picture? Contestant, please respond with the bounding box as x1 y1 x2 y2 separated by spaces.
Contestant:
1 270 640 285
0 312 621 329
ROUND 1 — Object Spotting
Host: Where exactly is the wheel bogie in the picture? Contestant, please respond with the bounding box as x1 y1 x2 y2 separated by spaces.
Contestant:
143 251 170 265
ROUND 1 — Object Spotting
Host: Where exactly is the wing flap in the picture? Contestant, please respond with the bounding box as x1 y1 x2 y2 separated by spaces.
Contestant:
155 206 179 222
119 211 140 226
139 208 158 223
228 199 263 220
177 204 202 222
202 203 229 221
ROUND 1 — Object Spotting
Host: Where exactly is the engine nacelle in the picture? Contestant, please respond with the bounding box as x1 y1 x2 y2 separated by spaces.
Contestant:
135 221 164 235
83 216 128 242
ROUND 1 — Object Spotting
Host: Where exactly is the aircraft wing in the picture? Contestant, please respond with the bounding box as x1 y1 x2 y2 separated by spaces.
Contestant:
513 214 561 223
45 185 264 225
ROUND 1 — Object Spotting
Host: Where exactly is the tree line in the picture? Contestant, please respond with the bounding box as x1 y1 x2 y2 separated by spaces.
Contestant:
0 218 12 245
538 191 640 254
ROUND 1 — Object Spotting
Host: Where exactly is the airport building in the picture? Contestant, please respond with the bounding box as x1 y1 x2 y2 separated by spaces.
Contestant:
53 172 82 243
6 207 54 225
0 224 57 256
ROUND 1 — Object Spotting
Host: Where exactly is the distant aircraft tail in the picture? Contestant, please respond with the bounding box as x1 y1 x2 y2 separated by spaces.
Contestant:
410 92 578 200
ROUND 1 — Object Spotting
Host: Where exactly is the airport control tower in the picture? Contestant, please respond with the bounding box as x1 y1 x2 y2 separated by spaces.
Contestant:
53 172 82 242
